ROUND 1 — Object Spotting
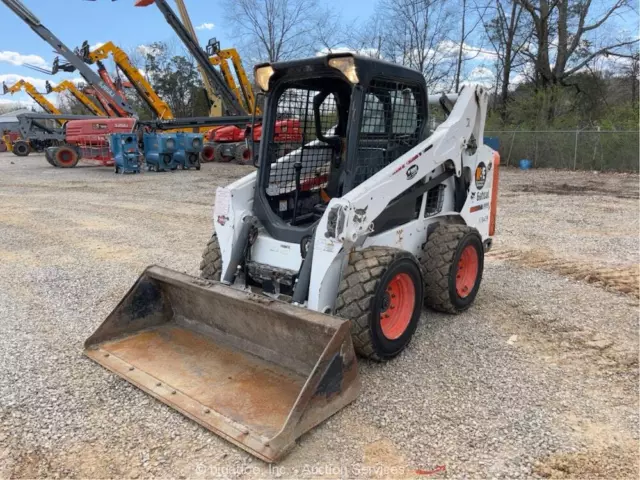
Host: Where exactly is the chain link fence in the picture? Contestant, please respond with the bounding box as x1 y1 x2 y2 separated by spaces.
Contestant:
484 130 640 172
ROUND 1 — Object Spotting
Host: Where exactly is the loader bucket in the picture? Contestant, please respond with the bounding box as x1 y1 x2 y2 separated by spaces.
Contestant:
84 266 360 462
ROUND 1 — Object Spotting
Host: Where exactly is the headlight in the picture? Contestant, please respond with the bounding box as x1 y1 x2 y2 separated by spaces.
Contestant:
166 138 175 149
254 65 275 92
328 56 359 84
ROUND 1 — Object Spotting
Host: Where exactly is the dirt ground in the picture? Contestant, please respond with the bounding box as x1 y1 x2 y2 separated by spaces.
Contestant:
0 153 638 479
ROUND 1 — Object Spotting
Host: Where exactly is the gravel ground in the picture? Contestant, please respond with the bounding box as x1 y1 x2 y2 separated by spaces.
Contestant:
0 154 638 479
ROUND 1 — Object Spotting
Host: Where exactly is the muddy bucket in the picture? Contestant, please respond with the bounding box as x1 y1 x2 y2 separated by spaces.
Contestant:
84 266 360 462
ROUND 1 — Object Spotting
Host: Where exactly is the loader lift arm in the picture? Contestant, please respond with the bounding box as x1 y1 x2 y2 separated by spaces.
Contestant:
79 41 174 120
328 84 489 245
0 0 135 118
2 80 64 124
135 0 246 116
45 80 106 117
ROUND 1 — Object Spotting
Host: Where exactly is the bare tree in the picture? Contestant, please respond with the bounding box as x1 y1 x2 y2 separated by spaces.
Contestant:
224 0 318 63
312 7 356 54
453 0 486 92
380 0 457 90
478 0 533 122
351 12 387 59
517 0 639 89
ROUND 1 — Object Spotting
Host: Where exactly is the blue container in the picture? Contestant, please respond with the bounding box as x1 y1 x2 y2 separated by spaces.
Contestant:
519 159 532 170
143 133 177 172
110 134 141 174
173 133 203 170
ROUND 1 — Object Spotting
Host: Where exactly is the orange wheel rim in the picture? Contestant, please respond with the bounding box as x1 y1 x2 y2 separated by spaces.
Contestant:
380 273 415 340
456 245 479 298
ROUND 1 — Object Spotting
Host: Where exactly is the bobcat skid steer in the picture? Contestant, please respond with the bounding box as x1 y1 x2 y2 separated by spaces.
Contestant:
85 54 499 462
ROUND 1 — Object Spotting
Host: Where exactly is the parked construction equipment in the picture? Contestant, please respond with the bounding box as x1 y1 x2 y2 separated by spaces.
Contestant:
207 39 257 114
43 116 137 167
45 80 106 117
9 112 84 157
85 53 499 461
1 80 65 156
0 0 135 118
135 0 246 116
79 41 174 120
2 80 63 119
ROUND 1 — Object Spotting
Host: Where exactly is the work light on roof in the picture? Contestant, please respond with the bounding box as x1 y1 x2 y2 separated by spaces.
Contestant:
255 65 275 92
328 56 359 84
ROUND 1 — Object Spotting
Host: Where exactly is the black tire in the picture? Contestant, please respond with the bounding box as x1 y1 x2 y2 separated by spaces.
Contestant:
234 144 252 165
335 247 423 361
13 140 30 157
53 146 79 168
201 145 215 163
214 143 232 163
44 147 57 167
422 224 484 313
200 234 222 281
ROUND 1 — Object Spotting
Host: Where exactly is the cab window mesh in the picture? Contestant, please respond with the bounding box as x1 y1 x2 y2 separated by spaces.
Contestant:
354 80 424 187
265 88 337 198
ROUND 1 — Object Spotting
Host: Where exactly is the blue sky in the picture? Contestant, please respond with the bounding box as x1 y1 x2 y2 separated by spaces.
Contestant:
0 0 375 107
1 0 636 108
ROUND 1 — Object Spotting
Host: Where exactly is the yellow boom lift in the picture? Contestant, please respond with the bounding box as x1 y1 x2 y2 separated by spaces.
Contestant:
80 41 174 120
173 0 222 116
2 80 63 121
45 80 106 117
1 79 64 152
207 39 257 114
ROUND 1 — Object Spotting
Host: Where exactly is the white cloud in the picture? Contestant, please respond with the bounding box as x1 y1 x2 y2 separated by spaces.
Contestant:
461 66 495 89
0 97 34 107
0 51 48 68
0 74 48 92
90 42 105 51
438 40 497 62
137 44 162 57
195 22 215 31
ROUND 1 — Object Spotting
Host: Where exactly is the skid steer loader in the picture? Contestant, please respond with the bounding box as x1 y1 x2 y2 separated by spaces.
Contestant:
85 54 499 462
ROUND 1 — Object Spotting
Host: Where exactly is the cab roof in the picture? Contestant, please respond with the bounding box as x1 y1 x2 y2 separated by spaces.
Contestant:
261 53 427 89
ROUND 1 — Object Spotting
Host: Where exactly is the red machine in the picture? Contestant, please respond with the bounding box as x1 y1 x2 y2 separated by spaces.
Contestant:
205 119 302 164
1 131 20 152
64 118 136 165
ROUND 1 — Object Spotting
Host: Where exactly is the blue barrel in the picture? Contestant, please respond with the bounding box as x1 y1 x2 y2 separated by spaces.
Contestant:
519 159 532 170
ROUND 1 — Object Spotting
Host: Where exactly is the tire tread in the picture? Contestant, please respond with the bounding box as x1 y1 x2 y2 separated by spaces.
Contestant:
200 234 222 280
422 224 479 313
335 246 415 361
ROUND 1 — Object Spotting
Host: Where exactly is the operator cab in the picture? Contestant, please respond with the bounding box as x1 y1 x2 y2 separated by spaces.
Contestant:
253 54 428 244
